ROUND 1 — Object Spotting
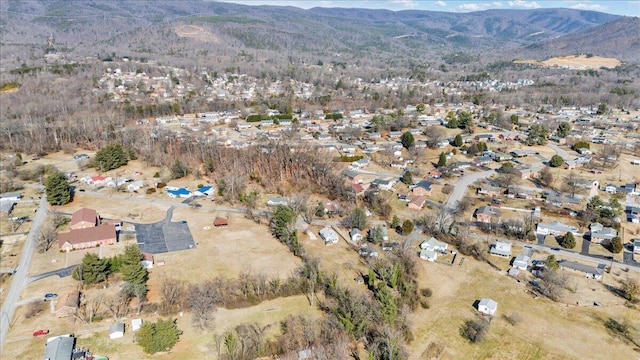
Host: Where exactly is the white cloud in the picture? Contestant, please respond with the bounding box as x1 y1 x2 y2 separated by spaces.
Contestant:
508 0 541 9
570 3 609 11
391 0 419 8
455 2 502 11
434 0 447 7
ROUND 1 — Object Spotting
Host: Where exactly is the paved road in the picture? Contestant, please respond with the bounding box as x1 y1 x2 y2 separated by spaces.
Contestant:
444 170 495 210
27 265 77 285
0 195 47 347
547 143 571 159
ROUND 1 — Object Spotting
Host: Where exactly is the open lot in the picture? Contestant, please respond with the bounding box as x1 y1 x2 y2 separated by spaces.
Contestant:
147 209 302 284
409 249 640 359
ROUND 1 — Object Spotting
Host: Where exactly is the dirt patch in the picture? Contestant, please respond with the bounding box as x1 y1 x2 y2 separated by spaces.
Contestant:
175 25 219 43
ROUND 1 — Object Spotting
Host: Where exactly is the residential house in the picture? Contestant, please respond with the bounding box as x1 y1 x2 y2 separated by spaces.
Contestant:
43 335 75 360
58 224 117 251
193 185 214 197
0 199 16 215
634 239 640 254
514 167 540 180
107 177 131 189
428 169 442 179
512 254 530 270
351 157 370 168
589 223 617 244
472 155 493 166
56 291 80 318
477 185 501 197
127 180 145 192
358 244 379 258
350 228 363 242
419 248 438 262
536 221 579 236
70 208 100 230
408 195 427 210
319 227 339 245
371 179 396 191
352 183 366 196
421 237 448 253
475 134 494 142
490 240 511 257
411 181 433 196
109 323 125 340
474 206 501 223
267 197 289 206
477 298 498 316
0 192 22 201
549 135 567 144
166 187 191 198
558 260 604 281
342 169 364 184
367 132 381 140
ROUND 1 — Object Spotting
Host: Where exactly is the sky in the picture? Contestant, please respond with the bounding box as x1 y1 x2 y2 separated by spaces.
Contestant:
216 1 640 17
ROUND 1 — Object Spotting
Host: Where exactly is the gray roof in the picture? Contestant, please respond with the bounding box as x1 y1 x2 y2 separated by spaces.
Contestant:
478 298 498 311
490 246 511 257
110 322 125 334
0 199 16 213
43 336 75 360
558 260 604 276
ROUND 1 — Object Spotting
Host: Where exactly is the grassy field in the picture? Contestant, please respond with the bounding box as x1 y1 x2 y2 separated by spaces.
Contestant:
408 253 640 359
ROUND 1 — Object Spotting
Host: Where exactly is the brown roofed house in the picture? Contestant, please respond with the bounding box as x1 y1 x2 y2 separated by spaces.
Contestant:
70 208 99 230
56 291 80 318
58 224 117 251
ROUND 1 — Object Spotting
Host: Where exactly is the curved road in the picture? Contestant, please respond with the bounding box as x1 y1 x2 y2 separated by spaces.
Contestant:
444 169 495 210
0 195 48 347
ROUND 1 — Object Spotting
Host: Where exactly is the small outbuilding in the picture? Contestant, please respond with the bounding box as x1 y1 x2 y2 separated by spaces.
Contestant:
109 322 125 339
214 217 228 227
477 298 498 316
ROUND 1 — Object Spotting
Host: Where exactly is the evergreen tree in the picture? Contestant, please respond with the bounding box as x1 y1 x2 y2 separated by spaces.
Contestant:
560 232 576 249
556 122 571 138
270 205 296 243
401 131 415 149
400 170 413 185
611 237 623 253
437 152 447 167
457 111 473 130
546 255 559 271
401 220 414 235
453 134 463 147
95 143 128 171
549 155 564 167
121 244 148 286
45 171 72 205
77 253 110 285
137 318 182 354
343 207 367 230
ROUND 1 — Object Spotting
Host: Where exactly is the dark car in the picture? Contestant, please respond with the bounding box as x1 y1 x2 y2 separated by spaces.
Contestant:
44 293 58 300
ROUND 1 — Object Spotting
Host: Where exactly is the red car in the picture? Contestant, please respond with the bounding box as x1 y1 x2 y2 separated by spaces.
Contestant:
33 329 49 337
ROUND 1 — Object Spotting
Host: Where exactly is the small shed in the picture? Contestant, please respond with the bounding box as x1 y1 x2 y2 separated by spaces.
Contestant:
477 298 498 316
131 318 143 332
109 322 125 339
141 252 154 269
214 217 228 227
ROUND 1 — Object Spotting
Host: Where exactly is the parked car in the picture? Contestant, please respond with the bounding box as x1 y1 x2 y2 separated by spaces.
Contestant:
33 329 49 337
44 293 58 300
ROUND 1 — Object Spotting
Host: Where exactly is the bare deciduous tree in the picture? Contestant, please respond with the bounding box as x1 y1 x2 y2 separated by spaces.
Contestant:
37 222 57 253
186 280 219 330
161 277 185 315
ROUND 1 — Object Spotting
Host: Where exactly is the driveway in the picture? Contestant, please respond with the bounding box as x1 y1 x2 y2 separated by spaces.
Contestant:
547 143 571 159
444 169 495 210
134 206 196 254
27 265 77 284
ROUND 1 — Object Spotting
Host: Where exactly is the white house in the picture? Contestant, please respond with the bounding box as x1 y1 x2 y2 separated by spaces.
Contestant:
512 254 530 270
420 237 448 253
109 322 125 339
490 240 511 257
536 221 579 236
350 228 363 242
319 227 339 245
267 197 288 206
420 248 437 262
477 298 498 316
127 180 145 192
